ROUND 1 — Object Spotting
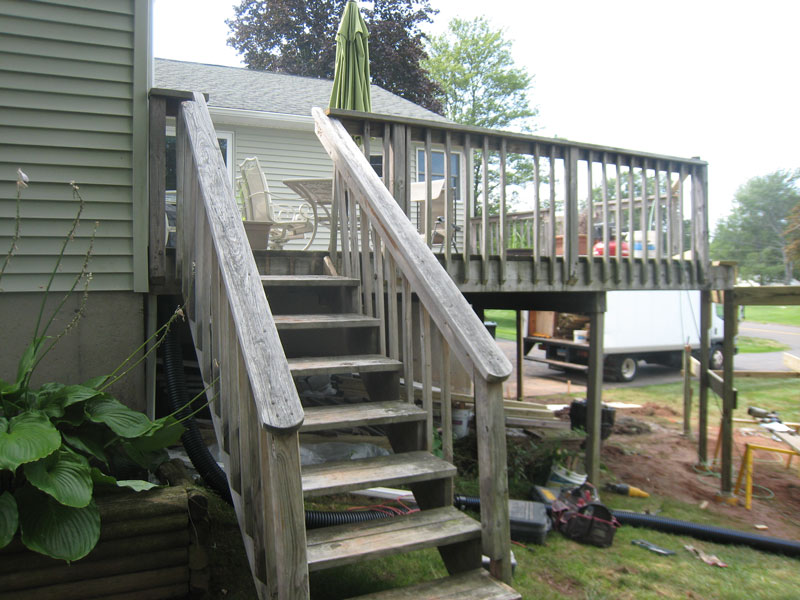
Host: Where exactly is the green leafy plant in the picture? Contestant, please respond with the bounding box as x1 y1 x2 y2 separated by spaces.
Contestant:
0 174 188 561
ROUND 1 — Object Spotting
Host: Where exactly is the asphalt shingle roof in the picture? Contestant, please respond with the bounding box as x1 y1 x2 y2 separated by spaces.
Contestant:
154 58 448 122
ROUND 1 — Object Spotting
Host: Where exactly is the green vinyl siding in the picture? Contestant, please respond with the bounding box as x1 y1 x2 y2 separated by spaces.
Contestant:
0 0 149 292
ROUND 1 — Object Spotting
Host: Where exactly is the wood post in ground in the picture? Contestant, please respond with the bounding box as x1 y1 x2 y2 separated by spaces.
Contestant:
585 292 606 485
698 289 711 464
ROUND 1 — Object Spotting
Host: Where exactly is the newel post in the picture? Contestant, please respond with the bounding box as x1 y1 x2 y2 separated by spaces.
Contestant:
474 375 512 583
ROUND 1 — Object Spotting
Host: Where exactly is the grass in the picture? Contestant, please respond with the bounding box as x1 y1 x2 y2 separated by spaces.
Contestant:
744 305 800 327
205 378 800 599
485 309 517 341
737 336 790 353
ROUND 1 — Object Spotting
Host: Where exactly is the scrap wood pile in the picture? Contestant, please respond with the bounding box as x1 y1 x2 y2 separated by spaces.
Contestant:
556 313 591 340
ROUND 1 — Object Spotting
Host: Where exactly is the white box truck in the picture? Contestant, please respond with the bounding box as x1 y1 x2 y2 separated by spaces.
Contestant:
524 290 727 382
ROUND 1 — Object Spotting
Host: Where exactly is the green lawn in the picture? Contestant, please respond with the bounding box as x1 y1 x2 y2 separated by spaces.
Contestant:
485 309 517 341
736 335 790 353
744 305 800 327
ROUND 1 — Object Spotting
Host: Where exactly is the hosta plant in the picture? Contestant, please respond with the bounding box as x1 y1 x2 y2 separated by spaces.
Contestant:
0 173 187 561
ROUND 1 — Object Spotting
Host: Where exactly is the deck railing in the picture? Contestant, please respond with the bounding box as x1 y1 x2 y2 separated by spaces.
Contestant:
177 93 308 599
328 109 710 287
314 108 514 583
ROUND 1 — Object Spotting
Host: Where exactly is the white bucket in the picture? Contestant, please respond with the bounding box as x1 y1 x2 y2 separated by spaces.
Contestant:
546 463 587 489
573 330 588 343
452 408 473 439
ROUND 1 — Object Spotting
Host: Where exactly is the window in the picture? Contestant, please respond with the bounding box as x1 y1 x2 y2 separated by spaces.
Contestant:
417 149 460 200
369 154 383 177
164 127 234 190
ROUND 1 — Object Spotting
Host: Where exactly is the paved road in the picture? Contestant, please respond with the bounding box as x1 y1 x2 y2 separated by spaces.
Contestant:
498 320 800 395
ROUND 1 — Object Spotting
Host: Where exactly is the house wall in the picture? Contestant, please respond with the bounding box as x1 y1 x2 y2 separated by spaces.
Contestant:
0 0 150 409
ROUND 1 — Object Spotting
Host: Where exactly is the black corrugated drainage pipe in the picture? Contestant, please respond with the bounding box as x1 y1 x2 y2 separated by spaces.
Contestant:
456 495 800 558
612 510 800 557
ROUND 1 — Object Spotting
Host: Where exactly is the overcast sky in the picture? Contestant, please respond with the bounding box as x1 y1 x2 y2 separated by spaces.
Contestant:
153 0 800 229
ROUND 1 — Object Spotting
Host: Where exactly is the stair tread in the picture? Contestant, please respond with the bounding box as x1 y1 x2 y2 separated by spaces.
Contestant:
301 401 426 432
346 569 521 600
302 450 455 497
288 354 402 376
261 275 360 286
274 313 380 330
306 506 480 572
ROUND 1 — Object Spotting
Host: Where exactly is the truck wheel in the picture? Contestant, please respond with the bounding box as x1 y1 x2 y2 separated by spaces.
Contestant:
613 356 638 383
710 344 724 371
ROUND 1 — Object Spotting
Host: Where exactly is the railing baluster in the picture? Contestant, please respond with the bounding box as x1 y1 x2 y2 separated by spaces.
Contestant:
373 224 386 355
387 253 399 360
360 209 374 317
586 150 594 260
225 305 242 495
532 143 540 283
424 128 433 249
337 174 350 277
601 154 609 281
641 159 649 284
565 147 579 284
679 164 686 283
349 188 362 311
499 138 507 284
664 162 672 284
402 276 414 404
627 159 635 285
548 145 556 285
441 340 453 464
654 161 662 283
615 155 622 267
444 131 454 265
463 134 473 279
481 136 490 283
419 304 433 452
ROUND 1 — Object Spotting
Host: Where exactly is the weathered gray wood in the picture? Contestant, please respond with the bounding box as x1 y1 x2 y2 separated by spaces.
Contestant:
425 128 433 249
481 135 490 283
565 147 579 284
693 164 709 277
338 174 351 276
420 305 434 451
260 274 359 287
287 354 402 377
441 341 453 464
360 209 374 317
474 377 512 584
463 134 473 278
387 253 400 360
627 163 635 284
515 310 523 401
302 451 455 496
683 347 692 437
349 189 362 309
273 313 380 330
585 303 605 486
498 138 507 284
640 160 649 283
181 95 303 431
548 145 556 284
601 155 609 280
148 94 166 284
373 226 387 355
698 289 711 464
402 276 414 403
259 430 309 598
314 109 512 382
444 131 454 263
346 568 520 600
720 289 736 495
301 401 426 432
306 506 480 572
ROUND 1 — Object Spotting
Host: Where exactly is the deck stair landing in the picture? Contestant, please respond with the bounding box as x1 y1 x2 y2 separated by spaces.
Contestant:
263 272 519 599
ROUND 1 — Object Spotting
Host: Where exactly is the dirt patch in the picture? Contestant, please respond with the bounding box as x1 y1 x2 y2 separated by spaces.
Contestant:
601 419 800 539
626 402 681 419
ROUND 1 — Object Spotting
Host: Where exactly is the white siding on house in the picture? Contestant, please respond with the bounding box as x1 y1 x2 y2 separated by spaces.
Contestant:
0 0 147 292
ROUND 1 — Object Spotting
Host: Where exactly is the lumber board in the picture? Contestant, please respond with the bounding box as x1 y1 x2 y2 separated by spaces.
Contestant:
288 354 402 376
302 450 455 496
261 274 360 287
732 286 800 306
775 431 800 454
524 356 589 372
273 313 380 330
301 401 426 432
305 506 480 571
784 352 800 373
347 568 520 600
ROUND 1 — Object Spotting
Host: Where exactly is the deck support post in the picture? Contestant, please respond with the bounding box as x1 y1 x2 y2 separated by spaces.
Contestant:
698 289 711 464
585 292 606 485
719 290 737 496
516 310 524 401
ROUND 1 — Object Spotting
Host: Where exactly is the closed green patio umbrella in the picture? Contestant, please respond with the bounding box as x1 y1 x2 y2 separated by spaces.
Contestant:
329 0 371 112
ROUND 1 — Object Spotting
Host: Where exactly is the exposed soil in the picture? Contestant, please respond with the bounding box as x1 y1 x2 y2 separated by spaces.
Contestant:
598 403 800 539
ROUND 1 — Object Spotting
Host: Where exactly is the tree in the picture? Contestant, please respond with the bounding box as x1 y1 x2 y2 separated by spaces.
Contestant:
710 170 800 284
422 17 537 211
226 0 443 113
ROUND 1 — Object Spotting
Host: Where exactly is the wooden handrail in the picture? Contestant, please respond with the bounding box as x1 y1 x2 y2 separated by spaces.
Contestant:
181 94 304 431
313 107 512 383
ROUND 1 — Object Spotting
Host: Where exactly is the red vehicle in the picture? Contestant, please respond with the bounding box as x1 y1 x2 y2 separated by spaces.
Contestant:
592 238 630 257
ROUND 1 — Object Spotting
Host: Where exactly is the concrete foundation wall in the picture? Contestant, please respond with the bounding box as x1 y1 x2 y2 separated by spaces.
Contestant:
0 292 146 412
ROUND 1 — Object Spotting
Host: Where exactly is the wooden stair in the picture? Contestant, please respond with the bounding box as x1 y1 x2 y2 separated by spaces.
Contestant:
262 271 520 599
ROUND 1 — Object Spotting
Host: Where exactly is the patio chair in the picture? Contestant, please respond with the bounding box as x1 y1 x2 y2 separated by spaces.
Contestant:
410 179 459 252
238 157 315 249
